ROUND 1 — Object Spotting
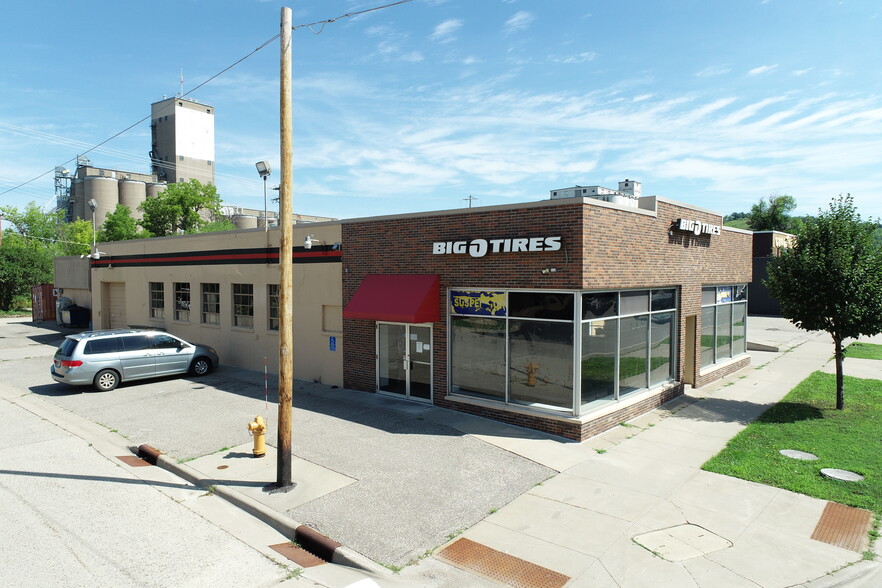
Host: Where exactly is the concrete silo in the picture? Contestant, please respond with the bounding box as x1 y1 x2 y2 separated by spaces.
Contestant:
119 179 147 220
83 176 119 227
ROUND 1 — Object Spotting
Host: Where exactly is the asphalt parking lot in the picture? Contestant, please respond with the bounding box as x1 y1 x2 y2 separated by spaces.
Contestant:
3 318 555 568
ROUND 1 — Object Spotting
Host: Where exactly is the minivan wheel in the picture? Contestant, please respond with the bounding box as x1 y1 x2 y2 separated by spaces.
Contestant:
94 369 120 391
190 357 211 376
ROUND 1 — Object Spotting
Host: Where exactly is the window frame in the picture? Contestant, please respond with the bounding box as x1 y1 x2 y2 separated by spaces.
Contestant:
201 283 220 326
174 282 190 322
700 285 749 369
267 284 280 331
448 288 679 417
232 283 254 330
149 282 164 320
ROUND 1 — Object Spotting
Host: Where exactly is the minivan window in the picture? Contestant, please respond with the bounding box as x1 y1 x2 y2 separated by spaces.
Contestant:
58 338 78 356
153 334 181 349
84 338 120 355
121 335 151 351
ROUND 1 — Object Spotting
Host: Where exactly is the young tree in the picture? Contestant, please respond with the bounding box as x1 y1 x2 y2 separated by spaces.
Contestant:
747 194 797 232
765 195 882 409
98 204 149 242
139 179 224 237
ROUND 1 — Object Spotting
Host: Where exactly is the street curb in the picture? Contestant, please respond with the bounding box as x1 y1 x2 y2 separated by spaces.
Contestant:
135 446 388 576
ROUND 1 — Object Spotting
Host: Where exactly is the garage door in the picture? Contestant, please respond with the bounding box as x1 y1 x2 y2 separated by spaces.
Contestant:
104 282 127 329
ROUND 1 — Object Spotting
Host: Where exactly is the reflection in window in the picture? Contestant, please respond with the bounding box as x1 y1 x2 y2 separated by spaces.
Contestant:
619 315 648 396
716 304 731 361
509 292 574 320
732 303 747 356
509 320 573 409
650 312 675 385
582 292 617 320
582 319 617 404
701 306 715 367
451 317 506 400
620 291 649 315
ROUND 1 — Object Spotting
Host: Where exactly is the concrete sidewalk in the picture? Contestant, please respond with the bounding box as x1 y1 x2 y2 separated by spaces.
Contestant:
150 316 879 587
11 316 879 586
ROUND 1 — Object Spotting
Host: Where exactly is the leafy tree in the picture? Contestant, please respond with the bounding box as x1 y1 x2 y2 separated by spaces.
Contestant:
98 204 150 242
0 243 53 310
58 219 93 256
139 179 224 237
199 218 237 232
765 195 882 409
0 203 65 252
747 194 797 232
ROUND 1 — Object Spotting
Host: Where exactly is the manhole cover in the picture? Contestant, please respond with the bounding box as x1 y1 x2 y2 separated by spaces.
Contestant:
633 524 732 562
217 465 229 470
820 468 864 482
780 449 819 461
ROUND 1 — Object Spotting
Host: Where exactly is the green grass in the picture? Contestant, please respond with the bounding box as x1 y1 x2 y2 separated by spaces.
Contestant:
846 342 882 361
703 371 882 515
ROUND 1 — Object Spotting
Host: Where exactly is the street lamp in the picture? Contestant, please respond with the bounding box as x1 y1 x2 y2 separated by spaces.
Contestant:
87 199 97 252
255 161 271 232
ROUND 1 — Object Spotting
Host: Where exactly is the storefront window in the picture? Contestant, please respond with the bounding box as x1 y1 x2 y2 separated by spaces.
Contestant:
449 288 678 417
650 312 675 385
509 292 574 320
701 285 748 368
582 292 617 320
716 304 732 360
508 320 573 410
581 319 617 405
701 306 716 367
733 302 747 356
619 315 648 396
451 317 506 400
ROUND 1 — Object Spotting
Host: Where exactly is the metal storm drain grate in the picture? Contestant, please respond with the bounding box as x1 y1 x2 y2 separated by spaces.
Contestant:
116 455 151 467
437 538 569 588
269 543 327 568
811 501 873 552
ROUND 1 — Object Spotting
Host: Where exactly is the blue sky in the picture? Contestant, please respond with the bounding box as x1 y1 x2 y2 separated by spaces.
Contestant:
2 0 881 222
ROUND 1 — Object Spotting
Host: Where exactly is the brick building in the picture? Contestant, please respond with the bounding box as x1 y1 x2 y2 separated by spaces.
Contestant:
342 191 752 441
81 183 751 442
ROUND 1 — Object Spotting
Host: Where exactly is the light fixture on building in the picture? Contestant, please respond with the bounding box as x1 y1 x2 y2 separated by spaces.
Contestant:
255 161 271 232
80 251 109 260
304 234 322 249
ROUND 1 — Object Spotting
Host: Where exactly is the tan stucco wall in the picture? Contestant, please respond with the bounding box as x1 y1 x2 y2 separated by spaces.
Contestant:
89 224 343 386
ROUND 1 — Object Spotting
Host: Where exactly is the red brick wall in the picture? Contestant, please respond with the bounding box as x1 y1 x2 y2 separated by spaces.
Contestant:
341 198 752 441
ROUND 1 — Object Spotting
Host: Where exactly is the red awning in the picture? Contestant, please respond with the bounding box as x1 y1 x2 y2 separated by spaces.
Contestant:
344 274 440 323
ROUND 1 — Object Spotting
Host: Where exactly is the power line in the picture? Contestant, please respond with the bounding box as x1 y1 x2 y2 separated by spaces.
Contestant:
0 0 415 200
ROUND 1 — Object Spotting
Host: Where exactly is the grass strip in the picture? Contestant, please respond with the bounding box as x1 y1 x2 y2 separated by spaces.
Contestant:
845 342 882 361
703 371 882 515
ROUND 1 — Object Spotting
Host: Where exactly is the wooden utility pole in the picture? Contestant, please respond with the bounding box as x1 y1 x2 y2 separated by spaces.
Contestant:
275 5 294 491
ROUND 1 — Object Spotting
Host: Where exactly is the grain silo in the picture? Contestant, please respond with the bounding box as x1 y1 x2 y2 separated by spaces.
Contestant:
84 176 119 227
147 182 167 199
119 179 147 220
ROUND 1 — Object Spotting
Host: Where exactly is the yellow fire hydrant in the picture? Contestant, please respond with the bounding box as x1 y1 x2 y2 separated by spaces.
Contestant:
246 415 267 458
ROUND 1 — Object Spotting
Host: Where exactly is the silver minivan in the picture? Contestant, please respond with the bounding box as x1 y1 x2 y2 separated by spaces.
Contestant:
51 329 219 391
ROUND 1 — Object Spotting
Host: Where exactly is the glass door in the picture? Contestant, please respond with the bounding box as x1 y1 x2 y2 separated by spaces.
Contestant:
377 323 432 401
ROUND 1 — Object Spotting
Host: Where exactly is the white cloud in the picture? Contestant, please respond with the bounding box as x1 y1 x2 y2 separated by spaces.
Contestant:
748 64 779 76
430 19 463 43
504 11 534 35
695 65 731 77
553 52 597 64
